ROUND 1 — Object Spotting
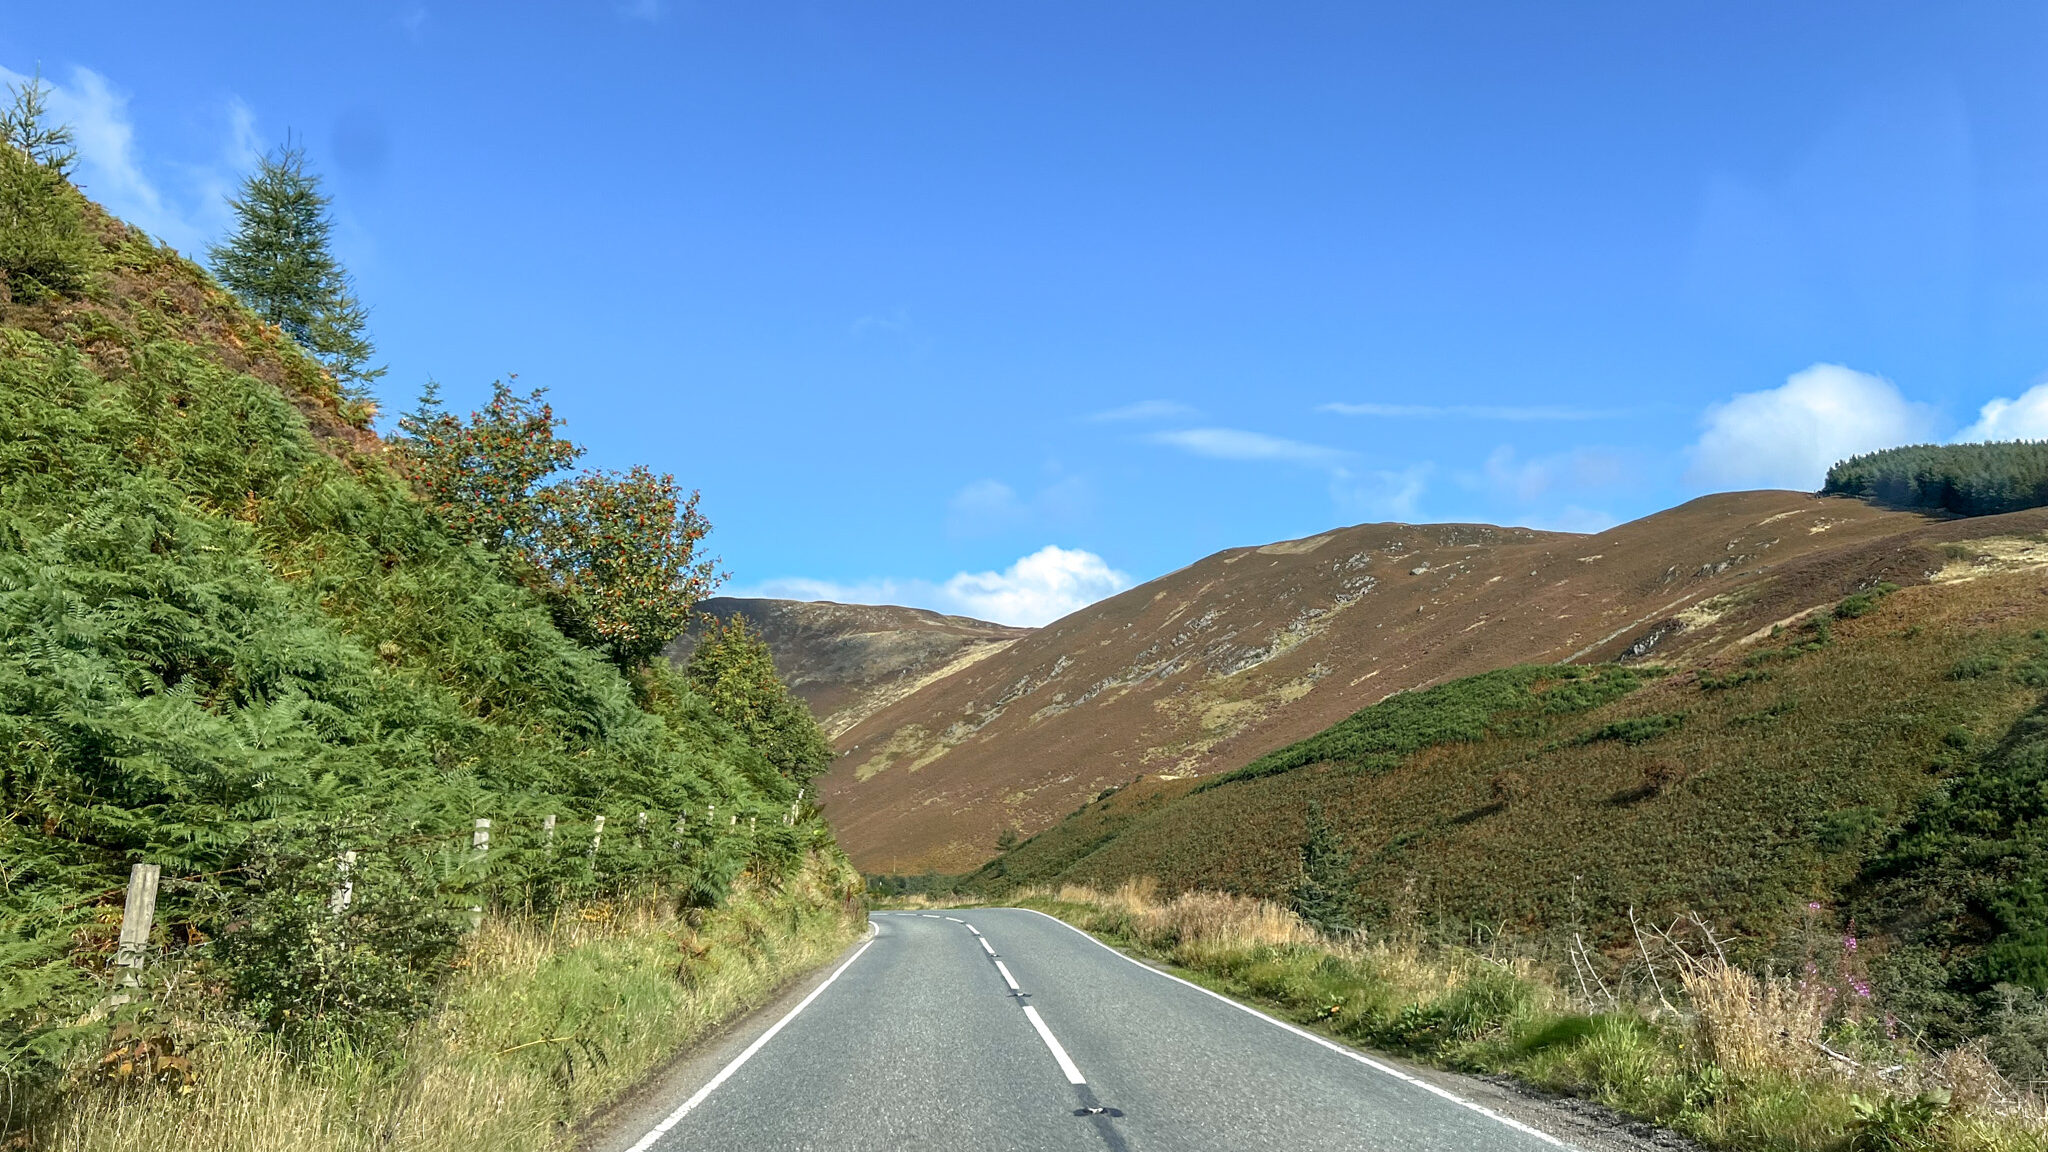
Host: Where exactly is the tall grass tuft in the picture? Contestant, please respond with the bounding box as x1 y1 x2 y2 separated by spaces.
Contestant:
1009 881 2048 1152
29 858 862 1152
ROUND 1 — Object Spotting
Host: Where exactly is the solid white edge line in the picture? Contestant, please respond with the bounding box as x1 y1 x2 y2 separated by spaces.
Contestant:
1022 1004 1087 1085
622 926 879 1152
1012 908 1576 1150
993 959 1021 990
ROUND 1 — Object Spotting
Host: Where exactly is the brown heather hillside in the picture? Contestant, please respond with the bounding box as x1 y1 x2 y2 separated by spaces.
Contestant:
667 598 1030 737
822 492 2048 872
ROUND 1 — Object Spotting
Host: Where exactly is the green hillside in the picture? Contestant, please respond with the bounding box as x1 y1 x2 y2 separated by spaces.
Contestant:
971 571 2048 1075
0 123 841 1108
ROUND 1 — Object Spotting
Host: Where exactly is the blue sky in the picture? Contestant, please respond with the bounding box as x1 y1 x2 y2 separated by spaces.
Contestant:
9 4 2048 624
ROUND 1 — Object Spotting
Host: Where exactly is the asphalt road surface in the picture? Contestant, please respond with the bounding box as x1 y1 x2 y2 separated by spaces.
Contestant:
623 909 1582 1152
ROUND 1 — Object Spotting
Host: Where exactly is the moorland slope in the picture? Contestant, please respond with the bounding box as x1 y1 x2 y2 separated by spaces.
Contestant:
667 598 1028 737
825 493 2048 871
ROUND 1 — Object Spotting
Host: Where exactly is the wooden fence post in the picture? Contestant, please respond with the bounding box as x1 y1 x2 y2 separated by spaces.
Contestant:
114 863 161 983
329 850 356 914
470 818 491 927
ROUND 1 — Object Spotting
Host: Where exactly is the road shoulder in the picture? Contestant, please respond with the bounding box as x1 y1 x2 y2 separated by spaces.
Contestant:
577 923 877 1152
1011 908 1706 1152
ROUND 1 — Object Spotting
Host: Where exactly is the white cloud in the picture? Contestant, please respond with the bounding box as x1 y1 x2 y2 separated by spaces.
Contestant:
737 545 1130 627
1686 363 1937 490
939 545 1130 626
0 64 257 255
1087 399 1199 422
1956 383 2048 443
1148 427 1350 467
1320 402 1627 421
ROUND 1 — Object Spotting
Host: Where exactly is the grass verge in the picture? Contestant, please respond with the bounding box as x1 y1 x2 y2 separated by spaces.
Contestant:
999 881 2047 1152
25 855 863 1152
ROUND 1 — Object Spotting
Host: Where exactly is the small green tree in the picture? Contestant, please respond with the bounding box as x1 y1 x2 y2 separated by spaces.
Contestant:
209 142 384 394
685 615 833 786
0 72 96 301
0 70 75 174
1290 801 1355 933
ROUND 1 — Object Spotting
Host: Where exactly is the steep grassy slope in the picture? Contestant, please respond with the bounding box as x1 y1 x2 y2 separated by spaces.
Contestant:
0 181 835 1097
972 570 2046 969
825 492 2048 872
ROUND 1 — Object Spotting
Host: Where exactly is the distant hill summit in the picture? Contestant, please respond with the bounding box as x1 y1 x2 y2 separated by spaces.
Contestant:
667 598 1030 737
818 491 2048 872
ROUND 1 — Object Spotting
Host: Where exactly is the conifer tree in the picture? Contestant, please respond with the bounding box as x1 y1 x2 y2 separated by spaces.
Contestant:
1290 801 1356 933
685 615 834 785
210 142 384 393
0 72 96 300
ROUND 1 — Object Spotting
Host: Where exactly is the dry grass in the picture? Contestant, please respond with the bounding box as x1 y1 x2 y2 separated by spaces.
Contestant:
1002 879 2048 1152
28 858 863 1152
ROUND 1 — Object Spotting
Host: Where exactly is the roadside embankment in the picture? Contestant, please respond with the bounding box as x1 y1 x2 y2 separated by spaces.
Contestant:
998 881 2047 1152
27 855 863 1152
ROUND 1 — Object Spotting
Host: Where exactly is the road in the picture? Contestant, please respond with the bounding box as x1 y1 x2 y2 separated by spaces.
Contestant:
620 908 1583 1152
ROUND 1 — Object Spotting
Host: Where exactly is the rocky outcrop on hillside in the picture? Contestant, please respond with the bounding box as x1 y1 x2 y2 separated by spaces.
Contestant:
818 492 2033 872
667 598 1030 737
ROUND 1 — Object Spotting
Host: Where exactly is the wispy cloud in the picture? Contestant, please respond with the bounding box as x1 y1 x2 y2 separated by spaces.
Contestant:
1319 402 1629 421
1086 399 1199 423
1147 427 1351 467
1477 445 1633 503
1330 464 1430 520
946 474 1091 537
737 545 1130 628
0 63 257 256
849 309 912 338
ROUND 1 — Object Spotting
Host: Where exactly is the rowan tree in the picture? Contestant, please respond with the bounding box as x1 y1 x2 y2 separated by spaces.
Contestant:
397 379 582 552
396 381 721 670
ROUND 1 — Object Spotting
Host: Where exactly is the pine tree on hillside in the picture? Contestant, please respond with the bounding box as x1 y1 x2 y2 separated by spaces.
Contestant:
210 142 383 394
0 72 96 300
0 70 76 174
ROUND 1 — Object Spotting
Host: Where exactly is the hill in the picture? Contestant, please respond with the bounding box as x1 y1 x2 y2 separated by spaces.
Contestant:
667 598 1029 736
0 141 838 1098
823 492 2048 871
968 563 2048 1075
